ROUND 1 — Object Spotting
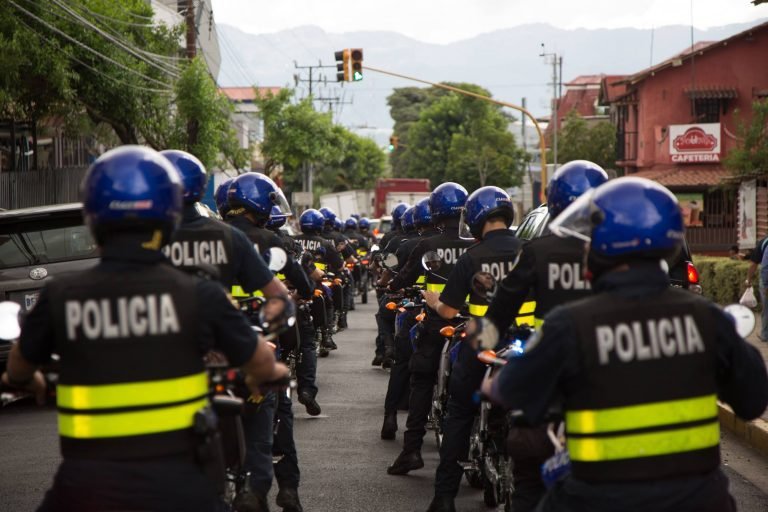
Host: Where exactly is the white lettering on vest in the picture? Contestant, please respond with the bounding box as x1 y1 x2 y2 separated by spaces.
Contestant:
481 261 517 281
65 294 181 340
297 239 322 252
164 240 229 267
548 262 590 290
437 247 466 265
595 315 704 365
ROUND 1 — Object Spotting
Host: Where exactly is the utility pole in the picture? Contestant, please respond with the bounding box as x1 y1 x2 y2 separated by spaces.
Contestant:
293 61 336 99
540 45 561 169
185 0 198 147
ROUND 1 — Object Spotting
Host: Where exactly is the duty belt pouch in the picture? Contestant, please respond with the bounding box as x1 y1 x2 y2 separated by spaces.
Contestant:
193 406 226 493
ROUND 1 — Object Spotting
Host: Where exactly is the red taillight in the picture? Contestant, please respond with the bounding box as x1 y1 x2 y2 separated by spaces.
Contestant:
687 262 699 284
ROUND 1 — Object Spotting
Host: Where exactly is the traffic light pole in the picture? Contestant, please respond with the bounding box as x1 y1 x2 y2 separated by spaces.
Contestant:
363 65 549 200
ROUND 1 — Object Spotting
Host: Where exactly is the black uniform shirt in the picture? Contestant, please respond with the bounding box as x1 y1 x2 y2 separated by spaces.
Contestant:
440 230 522 310
19 241 260 368
174 205 274 292
489 264 768 425
395 228 438 271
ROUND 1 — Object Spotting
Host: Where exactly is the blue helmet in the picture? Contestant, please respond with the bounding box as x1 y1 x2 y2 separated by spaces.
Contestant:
359 217 371 231
391 203 409 229
413 197 432 228
300 209 325 234
345 218 358 230
267 205 288 230
333 218 343 231
463 186 514 239
81 145 182 242
401 206 416 233
159 149 207 204
319 207 337 227
550 177 684 259
215 177 234 217
430 182 468 222
546 160 609 219
228 172 291 223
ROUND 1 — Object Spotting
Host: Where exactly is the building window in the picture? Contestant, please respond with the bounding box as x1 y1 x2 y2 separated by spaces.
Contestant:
692 98 725 123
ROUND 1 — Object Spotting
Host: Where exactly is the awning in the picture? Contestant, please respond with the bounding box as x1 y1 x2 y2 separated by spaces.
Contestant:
684 87 738 100
630 167 730 188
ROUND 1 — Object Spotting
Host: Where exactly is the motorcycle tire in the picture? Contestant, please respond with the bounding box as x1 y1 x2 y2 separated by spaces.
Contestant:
483 477 500 508
362 288 368 304
465 470 483 490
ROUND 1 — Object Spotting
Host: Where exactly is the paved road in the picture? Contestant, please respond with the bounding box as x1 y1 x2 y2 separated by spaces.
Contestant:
2 301 768 511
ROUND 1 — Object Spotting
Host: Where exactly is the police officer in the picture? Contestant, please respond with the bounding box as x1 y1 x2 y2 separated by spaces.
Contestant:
319 207 356 330
344 217 369 252
1 146 287 511
422 186 521 512
483 177 768 512
294 209 345 356
372 203 411 366
161 150 287 298
473 160 609 511
215 176 235 219
227 172 314 512
387 183 472 475
381 198 438 439
359 217 376 246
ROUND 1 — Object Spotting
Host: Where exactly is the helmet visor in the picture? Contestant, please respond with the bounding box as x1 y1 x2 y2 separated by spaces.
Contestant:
548 189 599 243
458 208 475 241
270 189 292 217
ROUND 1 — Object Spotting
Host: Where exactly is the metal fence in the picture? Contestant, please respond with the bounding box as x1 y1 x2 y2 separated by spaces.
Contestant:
0 167 88 210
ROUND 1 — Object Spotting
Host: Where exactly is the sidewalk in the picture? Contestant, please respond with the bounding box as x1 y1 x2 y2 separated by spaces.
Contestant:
719 313 768 456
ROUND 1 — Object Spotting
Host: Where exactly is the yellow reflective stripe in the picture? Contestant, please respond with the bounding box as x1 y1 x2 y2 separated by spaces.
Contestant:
57 372 208 410
416 275 426 284
231 286 263 298
59 398 207 439
567 421 719 462
515 300 538 326
357 248 367 256
566 394 717 435
276 273 286 280
516 315 535 326
469 303 488 316
426 283 445 292
315 262 326 271
519 300 536 314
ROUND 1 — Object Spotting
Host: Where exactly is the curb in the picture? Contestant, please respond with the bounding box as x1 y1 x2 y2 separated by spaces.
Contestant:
718 403 768 457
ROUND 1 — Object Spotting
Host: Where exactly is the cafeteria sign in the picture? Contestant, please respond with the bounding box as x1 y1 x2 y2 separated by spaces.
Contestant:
669 123 721 163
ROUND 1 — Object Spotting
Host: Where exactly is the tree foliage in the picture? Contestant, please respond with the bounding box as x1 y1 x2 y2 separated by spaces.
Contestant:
724 100 768 178
0 0 244 169
254 89 386 196
557 110 617 170
391 84 526 191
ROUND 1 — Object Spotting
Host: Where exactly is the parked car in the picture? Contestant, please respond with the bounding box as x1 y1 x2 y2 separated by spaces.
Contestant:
515 204 702 292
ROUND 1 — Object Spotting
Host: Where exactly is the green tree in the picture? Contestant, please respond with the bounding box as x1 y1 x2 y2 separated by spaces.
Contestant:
724 99 768 177
317 127 386 192
398 84 526 191
387 86 446 175
557 110 617 170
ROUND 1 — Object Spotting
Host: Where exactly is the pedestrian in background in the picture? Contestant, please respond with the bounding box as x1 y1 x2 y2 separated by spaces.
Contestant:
746 236 768 341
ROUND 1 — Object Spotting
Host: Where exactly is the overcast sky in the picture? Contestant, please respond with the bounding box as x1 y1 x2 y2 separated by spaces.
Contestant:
211 0 768 44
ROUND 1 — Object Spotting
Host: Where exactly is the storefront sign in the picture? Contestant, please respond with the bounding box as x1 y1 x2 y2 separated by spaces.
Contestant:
669 123 721 163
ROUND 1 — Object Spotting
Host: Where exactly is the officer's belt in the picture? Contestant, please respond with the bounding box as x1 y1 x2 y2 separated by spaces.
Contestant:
57 372 208 439
565 394 719 462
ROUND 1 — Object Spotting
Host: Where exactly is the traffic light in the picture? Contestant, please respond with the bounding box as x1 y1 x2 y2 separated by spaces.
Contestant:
350 48 363 81
334 49 350 82
388 135 399 152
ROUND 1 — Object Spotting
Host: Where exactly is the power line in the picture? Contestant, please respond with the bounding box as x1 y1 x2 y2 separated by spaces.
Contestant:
46 0 180 78
8 0 172 88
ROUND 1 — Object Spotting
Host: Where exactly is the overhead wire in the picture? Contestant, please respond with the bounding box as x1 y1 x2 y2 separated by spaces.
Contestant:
8 0 172 88
46 0 180 78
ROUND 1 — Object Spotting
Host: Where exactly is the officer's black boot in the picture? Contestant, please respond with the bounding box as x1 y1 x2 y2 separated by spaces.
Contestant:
381 412 397 440
233 490 270 512
426 495 456 512
338 312 348 330
387 450 424 475
275 487 303 512
298 390 321 416
371 353 384 366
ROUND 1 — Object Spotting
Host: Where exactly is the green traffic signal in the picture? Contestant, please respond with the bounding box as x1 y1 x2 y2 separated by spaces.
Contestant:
353 70 363 81
387 144 394 152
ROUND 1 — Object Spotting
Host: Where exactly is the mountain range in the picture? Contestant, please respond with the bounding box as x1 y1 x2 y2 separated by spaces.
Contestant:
217 20 767 144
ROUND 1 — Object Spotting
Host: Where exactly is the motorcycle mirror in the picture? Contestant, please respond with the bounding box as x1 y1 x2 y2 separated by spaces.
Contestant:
371 244 380 252
421 250 442 272
262 247 288 272
258 296 296 337
0 301 21 341
471 271 498 301
723 304 756 338
382 253 399 269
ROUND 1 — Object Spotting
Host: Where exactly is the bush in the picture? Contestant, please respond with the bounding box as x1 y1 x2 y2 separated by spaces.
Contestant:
693 256 756 306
